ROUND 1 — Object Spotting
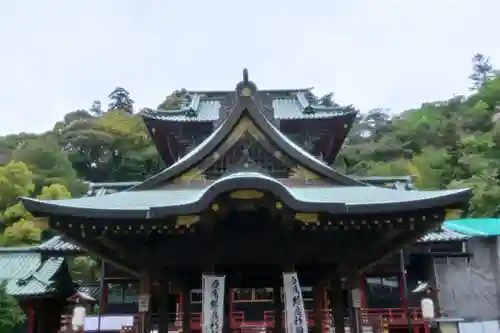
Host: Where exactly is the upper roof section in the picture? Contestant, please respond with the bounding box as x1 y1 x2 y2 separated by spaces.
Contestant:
134 69 365 188
146 87 355 122
141 79 358 167
21 70 471 220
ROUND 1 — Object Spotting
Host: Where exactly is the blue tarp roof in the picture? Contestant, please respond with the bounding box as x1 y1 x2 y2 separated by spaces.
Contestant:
444 218 500 236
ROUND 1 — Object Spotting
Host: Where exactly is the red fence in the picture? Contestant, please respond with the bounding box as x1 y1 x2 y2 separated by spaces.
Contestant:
131 308 425 332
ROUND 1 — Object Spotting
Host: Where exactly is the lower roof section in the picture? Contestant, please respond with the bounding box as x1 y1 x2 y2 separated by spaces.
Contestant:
0 236 82 254
0 252 67 297
21 172 471 220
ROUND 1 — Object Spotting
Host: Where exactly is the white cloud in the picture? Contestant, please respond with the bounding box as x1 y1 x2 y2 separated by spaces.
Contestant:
0 0 499 134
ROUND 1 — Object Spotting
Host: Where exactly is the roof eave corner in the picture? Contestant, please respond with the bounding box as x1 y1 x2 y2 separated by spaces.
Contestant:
19 197 51 217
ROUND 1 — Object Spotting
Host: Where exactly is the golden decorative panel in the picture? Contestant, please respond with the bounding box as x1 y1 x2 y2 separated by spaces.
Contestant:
289 166 320 180
295 212 319 224
230 190 264 200
241 87 252 96
33 218 49 230
175 215 200 228
176 168 205 182
445 209 462 221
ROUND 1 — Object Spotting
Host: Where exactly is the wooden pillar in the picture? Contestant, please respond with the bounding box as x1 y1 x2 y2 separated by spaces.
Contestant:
158 280 170 333
329 266 345 333
181 286 191 333
273 284 283 333
224 279 231 333
313 279 326 333
138 270 152 333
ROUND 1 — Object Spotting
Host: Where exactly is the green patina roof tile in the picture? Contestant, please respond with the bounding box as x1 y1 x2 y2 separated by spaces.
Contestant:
78 284 100 299
419 228 469 242
6 257 64 296
0 253 41 282
0 252 66 296
38 236 80 252
21 171 469 218
145 100 220 122
0 236 81 254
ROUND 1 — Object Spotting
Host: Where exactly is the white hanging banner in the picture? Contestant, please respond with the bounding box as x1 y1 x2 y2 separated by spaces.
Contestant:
283 272 308 333
202 274 226 333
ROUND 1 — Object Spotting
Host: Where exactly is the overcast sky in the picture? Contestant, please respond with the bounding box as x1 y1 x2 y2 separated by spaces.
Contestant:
0 0 499 135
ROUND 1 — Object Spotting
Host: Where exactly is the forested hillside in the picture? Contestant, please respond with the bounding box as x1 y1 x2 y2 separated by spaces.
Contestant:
0 54 499 248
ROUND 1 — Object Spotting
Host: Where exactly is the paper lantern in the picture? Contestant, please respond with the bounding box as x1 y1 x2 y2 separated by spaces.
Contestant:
421 297 435 319
72 305 86 331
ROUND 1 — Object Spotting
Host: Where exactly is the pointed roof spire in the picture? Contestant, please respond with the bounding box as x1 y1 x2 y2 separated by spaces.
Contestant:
243 68 249 83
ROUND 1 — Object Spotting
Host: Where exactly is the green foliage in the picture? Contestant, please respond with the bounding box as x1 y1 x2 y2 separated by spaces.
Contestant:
0 161 34 212
108 87 134 113
337 54 500 217
69 256 99 282
0 283 25 333
158 88 189 110
11 136 85 196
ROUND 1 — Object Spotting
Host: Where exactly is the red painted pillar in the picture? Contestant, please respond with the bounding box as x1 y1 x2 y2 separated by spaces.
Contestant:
228 288 233 328
179 293 183 327
26 306 35 333
359 275 367 325
100 281 109 313
424 322 430 333
359 276 366 308
399 274 407 316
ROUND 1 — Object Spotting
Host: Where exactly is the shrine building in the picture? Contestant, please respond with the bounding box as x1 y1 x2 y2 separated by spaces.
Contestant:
21 70 472 333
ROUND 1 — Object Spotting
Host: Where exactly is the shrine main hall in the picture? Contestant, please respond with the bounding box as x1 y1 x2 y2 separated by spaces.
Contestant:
21 70 471 333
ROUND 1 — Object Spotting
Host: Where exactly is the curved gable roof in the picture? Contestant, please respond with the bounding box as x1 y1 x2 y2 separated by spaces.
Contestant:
133 80 365 190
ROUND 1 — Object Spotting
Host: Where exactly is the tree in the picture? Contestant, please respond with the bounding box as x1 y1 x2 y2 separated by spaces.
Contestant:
56 109 161 182
157 88 189 110
69 256 99 282
11 136 85 196
1 183 72 245
108 87 134 113
89 101 103 116
469 53 493 90
0 283 25 333
0 161 34 212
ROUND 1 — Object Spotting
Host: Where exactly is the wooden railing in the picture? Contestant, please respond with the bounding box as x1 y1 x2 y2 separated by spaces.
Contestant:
176 311 246 329
360 307 426 330
109 307 424 333
263 309 333 331
361 307 422 324
263 308 424 330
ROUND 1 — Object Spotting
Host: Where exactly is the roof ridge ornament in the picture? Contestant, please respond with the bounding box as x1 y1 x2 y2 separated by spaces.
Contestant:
236 68 257 97
243 68 249 84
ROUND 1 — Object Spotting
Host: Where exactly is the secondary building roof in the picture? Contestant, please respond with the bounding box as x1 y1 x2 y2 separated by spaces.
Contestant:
0 252 70 297
0 236 82 254
419 228 469 242
444 218 500 236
